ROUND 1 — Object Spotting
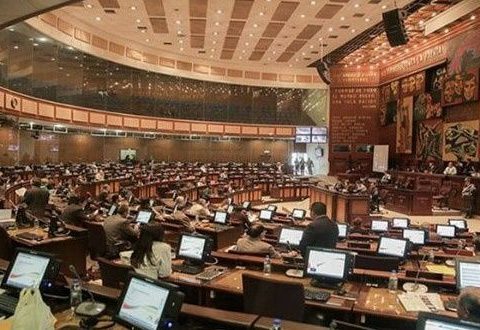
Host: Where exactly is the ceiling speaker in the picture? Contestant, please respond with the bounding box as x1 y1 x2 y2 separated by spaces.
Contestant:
382 9 409 47
316 61 331 85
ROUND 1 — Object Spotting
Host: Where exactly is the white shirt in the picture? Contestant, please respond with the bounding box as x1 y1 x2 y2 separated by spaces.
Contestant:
443 166 457 175
120 242 172 279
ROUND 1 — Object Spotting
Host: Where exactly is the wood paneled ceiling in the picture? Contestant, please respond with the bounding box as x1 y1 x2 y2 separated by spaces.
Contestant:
57 0 418 69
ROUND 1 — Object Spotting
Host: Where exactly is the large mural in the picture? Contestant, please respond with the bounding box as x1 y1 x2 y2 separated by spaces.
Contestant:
443 120 479 161
396 96 414 154
416 119 442 161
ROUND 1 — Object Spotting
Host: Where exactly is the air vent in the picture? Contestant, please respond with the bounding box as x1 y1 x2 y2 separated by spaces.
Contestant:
137 26 148 31
163 42 172 45
198 50 206 54
104 9 116 13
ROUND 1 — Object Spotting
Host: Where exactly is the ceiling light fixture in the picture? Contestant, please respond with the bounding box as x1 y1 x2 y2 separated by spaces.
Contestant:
95 16 101 21
253 23 258 28
217 9 222 14
311 1 316 5
130 5 136 10
86 4 92 8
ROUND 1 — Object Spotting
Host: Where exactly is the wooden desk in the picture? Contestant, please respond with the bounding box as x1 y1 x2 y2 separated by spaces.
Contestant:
309 186 370 223
270 184 310 201
5 226 88 277
381 187 432 215
194 223 243 250
353 287 457 323
253 317 329 330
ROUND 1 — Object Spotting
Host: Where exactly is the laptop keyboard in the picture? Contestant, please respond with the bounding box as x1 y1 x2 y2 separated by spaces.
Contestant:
0 294 18 315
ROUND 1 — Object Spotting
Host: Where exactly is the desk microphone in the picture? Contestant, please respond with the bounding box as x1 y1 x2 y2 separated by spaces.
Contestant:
402 253 428 293
69 265 106 317
285 241 304 278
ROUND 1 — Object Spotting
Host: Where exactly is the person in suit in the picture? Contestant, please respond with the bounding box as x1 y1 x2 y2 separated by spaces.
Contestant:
103 203 139 258
457 287 480 323
235 223 281 258
61 195 88 227
298 202 338 258
23 178 50 218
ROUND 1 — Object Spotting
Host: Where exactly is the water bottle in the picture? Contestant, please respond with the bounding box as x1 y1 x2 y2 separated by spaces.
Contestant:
271 318 281 330
428 250 435 263
263 255 271 274
70 279 83 314
388 270 398 293
33 218 40 229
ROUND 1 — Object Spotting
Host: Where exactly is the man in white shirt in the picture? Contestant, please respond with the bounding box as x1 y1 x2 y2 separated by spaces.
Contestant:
443 162 457 175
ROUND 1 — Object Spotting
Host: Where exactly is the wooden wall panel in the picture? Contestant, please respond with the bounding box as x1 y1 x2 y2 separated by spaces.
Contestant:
21 99 37 115
72 110 89 123
56 106 72 121
106 115 123 126
90 112 106 125
38 103 54 118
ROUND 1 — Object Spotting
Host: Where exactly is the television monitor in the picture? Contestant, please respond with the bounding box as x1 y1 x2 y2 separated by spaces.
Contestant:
259 210 273 221
371 220 389 232
176 234 212 263
213 211 228 225
226 205 234 214
136 211 152 224
242 201 251 210
278 228 304 247
417 312 480 330
311 135 327 143
304 248 355 286
392 217 410 229
114 273 184 330
337 224 348 239
0 209 12 220
1 248 57 292
296 127 311 135
267 205 277 212
291 209 306 220
448 219 467 230
402 229 426 245
436 225 456 238
108 204 117 216
456 259 480 290
295 135 311 143
377 237 408 258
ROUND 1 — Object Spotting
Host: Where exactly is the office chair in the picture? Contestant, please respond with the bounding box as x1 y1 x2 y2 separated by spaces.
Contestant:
242 272 304 322
0 226 13 260
84 221 107 260
330 320 375 330
97 257 133 289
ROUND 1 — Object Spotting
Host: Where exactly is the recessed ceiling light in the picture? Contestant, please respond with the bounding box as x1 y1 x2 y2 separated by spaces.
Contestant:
309 45 314 49
8 27 14 32
289 64 293 67
177 30 182 34
86 4 92 8
295 58 299 62
180 47 184 51
272 50 276 54
212 40 217 44
239 56 243 59
328 27 333 32
130 5 136 10
145 38 150 42
382 5 387 9
259 12 264 16
175 20 181 24
340 16 345 21
95 16 101 21
365 18 370 22
444 28 449 33
351 29 356 33
38 37 47 42
216 9 222 14
13 45 18 50
267 57 271 60
210 55 214 58
300 14 305 18
33 43 39 47
249 33 254 37
215 22 220 26
301 52 306 56
253 23 258 28
213 32 218 35
179 40 183 44
242 50 246 53
354 3 359 8
211 48 215 52
51 57 55 61
141 29 146 33
245 42 249 46
310 1 316 5
318 37 323 41
471 15 476 20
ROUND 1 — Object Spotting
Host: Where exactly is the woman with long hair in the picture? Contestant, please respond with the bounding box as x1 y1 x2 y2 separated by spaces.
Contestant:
122 223 172 279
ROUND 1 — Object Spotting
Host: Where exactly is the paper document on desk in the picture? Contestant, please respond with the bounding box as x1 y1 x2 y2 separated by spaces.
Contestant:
398 293 445 312
15 187 26 197
426 264 456 277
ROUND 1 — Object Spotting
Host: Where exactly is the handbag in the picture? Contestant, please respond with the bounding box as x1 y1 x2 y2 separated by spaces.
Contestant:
10 288 56 330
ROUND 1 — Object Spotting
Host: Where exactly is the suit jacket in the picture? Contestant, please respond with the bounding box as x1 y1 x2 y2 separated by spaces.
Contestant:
103 215 137 257
299 215 339 258
23 186 49 217
236 236 281 258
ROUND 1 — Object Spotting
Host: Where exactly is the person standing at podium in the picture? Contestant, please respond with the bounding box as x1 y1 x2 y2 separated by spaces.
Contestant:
299 202 338 258
462 177 476 218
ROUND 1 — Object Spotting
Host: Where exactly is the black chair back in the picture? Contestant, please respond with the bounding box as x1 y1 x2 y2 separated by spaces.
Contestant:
354 254 400 272
97 257 133 289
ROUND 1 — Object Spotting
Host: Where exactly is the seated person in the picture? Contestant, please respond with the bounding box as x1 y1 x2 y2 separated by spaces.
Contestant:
333 180 345 192
120 223 172 279
235 224 280 258
103 203 139 258
61 195 88 227
172 197 195 233
352 180 367 194
188 198 211 217
229 206 249 229
443 161 457 175
350 217 368 234
380 172 391 184
457 287 480 323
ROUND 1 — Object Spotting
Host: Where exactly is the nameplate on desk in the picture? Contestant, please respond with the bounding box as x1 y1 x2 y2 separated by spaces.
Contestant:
347 241 371 249
443 248 474 257
16 232 44 241
405 270 443 281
